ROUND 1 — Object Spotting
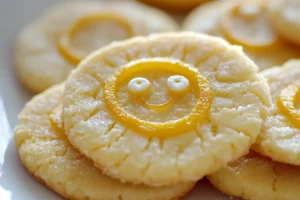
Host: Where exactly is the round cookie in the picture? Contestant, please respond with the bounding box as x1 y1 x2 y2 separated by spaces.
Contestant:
208 151 300 200
183 0 300 70
15 0 178 93
269 0 300 46
252 60 300 165
14 84 195 200
63 32 271 186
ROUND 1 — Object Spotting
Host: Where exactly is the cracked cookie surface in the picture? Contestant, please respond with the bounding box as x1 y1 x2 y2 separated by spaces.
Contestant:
183 0 300 70
14 84 195 200
15 0 178 93
63 32 271 186
253 60 300 165
208 151 300 200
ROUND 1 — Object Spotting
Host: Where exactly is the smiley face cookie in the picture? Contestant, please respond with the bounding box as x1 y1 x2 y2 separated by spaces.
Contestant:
252 60 300 165
15 0 178 93
182 0 300 70
269 0 300 46
208 151 300 200
62 32 271 186
14 84 195 200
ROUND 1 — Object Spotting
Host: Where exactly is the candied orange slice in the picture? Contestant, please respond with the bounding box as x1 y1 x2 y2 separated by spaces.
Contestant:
58 13 135 65
104 59 213 138
221 1 278 49
277 79 300 128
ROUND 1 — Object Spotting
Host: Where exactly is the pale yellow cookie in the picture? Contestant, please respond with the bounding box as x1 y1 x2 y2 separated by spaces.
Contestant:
269 0 300 46
208 151 300 200
183 0 300 70
252 60 300 165
63 32 271 186
15 0 178 93
14 84 195 200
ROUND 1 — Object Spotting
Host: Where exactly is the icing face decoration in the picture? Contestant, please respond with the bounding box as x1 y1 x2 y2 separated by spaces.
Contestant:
277 79 300 128
58 13 135 65
104 59 213 138
221 0 278 48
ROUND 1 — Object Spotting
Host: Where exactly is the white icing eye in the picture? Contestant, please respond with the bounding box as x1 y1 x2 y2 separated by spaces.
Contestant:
128 77 150 94
167 75 189 93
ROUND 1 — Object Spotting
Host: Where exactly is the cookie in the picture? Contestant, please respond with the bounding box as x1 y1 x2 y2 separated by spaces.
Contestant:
63 32 271 186
14 84 195 200
182 0 300 70
15 0 178 93
252 60 300 165
140 0 208 12
269 0 300 46
208 151 300 200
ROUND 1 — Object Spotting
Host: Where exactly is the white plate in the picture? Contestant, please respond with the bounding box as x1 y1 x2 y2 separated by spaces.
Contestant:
0 0 240 199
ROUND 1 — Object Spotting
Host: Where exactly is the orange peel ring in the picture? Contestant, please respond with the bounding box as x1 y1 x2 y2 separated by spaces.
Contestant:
220 2 278 49
104 59 213 138
58 13 135 66
277 79 300 128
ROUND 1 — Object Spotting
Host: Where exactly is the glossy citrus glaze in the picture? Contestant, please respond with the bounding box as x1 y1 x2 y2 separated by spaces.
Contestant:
104 58 213 138
58 13 135 65
277 79 300 128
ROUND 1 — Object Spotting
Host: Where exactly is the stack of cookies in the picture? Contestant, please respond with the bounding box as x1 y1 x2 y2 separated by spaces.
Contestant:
183 0 300 70
183 0 300 199
14 0 300 200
